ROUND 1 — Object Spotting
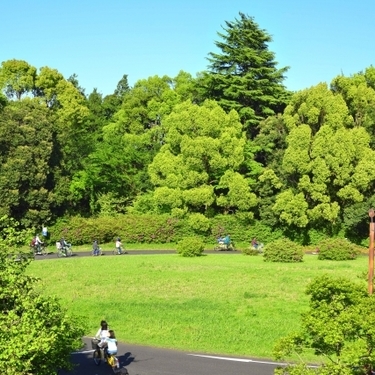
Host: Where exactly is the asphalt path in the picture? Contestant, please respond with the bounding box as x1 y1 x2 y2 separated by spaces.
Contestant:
59 337 285 375
33 248 242 259
36 249 285 374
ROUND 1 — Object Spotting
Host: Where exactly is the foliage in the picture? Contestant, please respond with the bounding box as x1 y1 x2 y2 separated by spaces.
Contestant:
241 246 261 256
198 12 290 134
273 275 375 375
0 59 37 100
0 250 85 374
176 236 205 257
317 238 361 260
0 99 54 226
0 215 33 253
274 82 375 229
50 214 180 244
187 213 211 233
148 99 257 214
263 238 304 263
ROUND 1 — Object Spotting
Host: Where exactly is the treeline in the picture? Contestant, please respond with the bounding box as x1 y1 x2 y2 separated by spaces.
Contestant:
1 12 375 245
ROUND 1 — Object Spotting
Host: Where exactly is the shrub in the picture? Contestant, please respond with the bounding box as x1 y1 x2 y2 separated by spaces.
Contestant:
263 238 304 263
317 238 361 260
176 237 205 257
241 247 260 256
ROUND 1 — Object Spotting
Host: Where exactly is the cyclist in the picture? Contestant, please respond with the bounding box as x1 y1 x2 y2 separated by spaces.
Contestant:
60 237 71 256
95 320 110 349
35 234 44 254
115 237 125 254
92 239 100 256
251 237 259 250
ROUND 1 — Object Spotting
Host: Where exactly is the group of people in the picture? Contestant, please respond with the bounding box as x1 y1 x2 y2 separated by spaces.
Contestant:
95 320 118 357
92 237 126 255
217 234 231 246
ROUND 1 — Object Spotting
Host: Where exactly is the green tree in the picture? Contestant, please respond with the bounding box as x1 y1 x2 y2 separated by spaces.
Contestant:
0 251 85 374
274 275 375 375
0 59 37 100
274 83 375 230
198 12 290 134
0 99 54 226
145 100 257 214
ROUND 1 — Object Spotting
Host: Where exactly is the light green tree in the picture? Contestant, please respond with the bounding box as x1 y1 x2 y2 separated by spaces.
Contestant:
0 250 85 374
0 59 37 100
274 275 375 375
274 83 375 228
146 100 256 214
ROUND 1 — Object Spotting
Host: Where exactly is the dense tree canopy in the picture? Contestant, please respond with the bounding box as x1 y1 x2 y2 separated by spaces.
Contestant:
1 11 375 244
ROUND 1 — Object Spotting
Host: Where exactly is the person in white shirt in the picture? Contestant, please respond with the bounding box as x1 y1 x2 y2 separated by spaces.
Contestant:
115 238 124 254
35 234 44 254
95 320 110 348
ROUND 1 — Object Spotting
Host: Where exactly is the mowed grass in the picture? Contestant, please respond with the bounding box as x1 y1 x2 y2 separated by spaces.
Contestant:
27 254 368 360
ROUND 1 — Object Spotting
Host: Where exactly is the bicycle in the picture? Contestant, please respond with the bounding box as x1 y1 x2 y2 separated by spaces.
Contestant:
56 242 73 257
214 242 236 251
92 339 128 374
92 247 103 256
31 244 48 256
112 247 127 255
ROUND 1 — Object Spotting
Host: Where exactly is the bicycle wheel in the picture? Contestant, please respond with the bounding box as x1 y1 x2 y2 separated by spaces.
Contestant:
93 349 101 365
66 248 72 257
57 250 63 258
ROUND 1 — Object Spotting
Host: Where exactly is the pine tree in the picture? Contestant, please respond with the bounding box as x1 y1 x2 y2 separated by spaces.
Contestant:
199 13 290 136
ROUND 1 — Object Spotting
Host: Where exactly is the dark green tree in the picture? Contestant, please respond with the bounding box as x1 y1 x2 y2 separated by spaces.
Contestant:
0 99 54 226
198 12 290 136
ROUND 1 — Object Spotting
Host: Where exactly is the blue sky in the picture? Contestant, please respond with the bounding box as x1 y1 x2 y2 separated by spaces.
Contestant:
1 0 374 96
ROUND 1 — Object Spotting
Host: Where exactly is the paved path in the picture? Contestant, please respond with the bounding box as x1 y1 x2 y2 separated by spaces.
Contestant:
60 337 285 375
33 249 241 260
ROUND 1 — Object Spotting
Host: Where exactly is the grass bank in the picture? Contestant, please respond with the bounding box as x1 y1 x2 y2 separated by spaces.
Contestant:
27 254 367 360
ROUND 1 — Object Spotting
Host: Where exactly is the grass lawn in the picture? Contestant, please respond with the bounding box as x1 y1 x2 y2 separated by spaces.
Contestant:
27 254 368 361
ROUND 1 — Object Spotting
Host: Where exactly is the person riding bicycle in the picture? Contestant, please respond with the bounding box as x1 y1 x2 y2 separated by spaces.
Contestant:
115 237 125 254
92 239 100 256
60 237 71 256
95 320 110 349
223 234 231 249
35 234 44 254
251 237 259 250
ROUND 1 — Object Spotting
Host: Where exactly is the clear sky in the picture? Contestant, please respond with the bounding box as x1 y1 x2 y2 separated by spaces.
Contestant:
1 0 374 97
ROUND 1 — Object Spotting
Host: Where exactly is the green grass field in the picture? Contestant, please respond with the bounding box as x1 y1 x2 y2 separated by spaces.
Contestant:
27 254 368 361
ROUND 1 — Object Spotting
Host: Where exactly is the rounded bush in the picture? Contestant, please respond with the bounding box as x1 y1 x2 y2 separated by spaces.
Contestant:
263 238 304 263
176 237 205 257
241 247 260 256
317 238 361 260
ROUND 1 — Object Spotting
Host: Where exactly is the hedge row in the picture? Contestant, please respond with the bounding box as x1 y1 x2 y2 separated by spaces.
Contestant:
48 213 285 245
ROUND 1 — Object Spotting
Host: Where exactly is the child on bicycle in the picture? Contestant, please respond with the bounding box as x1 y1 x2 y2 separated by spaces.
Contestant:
105 330 118 356
115 237 126 254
